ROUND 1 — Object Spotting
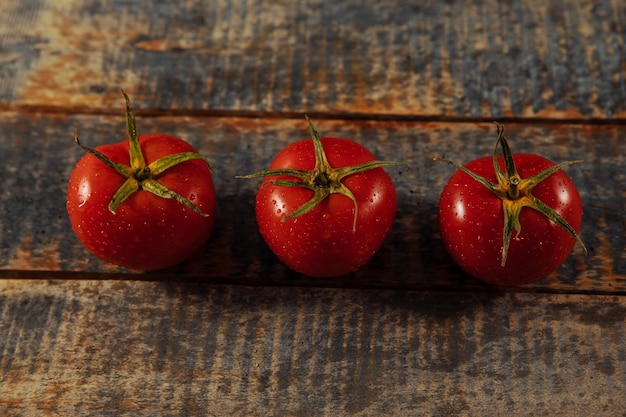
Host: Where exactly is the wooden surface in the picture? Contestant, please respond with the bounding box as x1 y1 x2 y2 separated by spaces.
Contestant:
1 0 625 415
2 280 625 416
2 0 625 119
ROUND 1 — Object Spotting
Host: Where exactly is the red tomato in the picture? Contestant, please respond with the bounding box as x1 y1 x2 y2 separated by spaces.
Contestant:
437 124 585 286
241 118 400 277
67 92 216 271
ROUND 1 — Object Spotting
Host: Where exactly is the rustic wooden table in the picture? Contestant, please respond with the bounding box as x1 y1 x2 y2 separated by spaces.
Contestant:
1 0 625 415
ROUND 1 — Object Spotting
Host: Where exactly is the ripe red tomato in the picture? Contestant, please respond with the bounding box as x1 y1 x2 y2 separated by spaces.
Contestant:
240 118 401 277
67 92 216 271
437 124 585 286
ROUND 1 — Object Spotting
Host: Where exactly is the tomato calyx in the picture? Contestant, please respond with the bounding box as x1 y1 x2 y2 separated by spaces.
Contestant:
74 90 214 216
435 122 587 266
238 116 404 232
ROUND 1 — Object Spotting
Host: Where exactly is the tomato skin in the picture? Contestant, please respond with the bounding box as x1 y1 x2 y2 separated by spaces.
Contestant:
67 134 216 271
255 138 397 277
438 154 583 286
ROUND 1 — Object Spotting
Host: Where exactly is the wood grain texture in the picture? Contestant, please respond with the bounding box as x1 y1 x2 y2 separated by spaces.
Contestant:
1 2 625 414
1 279 625 416
1 0 625 118
0 112 623 292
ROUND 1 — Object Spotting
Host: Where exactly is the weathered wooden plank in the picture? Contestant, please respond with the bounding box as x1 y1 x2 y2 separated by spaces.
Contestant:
0 112 623 292
0 279 624 416
1 0 625 118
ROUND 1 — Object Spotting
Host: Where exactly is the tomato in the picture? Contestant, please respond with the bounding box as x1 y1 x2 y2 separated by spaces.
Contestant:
239 117 401 277
67 91 216 271
437 123 585 286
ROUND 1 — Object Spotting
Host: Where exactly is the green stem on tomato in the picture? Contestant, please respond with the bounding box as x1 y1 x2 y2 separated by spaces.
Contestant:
435 122 586 267
121 89 146 170
237 116 406 232
74 90 213 217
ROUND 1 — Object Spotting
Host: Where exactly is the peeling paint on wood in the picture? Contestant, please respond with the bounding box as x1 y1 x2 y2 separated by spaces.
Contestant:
1 0 625 117
1 0 625 415
0 280 625 416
